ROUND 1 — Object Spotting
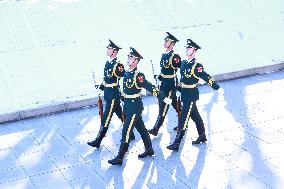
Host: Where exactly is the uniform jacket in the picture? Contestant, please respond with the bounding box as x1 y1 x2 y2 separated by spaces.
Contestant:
180 58 219 102
102 58 124 100
159 50 181 92
123 68 164 115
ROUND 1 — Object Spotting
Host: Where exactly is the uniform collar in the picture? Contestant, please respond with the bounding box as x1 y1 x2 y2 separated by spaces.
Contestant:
165 50 174 55
187 58 196 64
127 67 137 73
108 57 117 64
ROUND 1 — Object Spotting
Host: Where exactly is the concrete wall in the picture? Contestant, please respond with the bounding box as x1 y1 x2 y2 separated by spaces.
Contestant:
1 0 284 120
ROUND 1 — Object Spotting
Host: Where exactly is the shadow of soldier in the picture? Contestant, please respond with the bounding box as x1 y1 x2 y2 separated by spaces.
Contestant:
141 135 190 188
219 72 284 188
83 146 125 188
183 144 208 189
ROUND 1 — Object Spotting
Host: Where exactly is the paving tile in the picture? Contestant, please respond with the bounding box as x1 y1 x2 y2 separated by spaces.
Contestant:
0 178 36 189
0 148 20 171
260 174 284 189
0 167 27 185
52 153 86 170
10 135 42 157
225 168 272 189
29 170 72 189
17 151 58 176
105 177 151 189
70 175 107 189
59 162 101 182
42 141 73 159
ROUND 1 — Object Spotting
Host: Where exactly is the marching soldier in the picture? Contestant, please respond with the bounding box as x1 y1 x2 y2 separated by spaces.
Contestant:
87 40 135 148
167 39 220 151
148 32 181 136
108 47 171 165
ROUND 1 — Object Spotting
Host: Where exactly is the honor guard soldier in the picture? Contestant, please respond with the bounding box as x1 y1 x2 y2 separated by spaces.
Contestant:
108 47 170 165
148 32 181 136
167 39 220 151
87 40 135 148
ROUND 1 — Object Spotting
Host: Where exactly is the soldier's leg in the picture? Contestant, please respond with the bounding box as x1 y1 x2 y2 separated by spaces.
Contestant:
114 101 135 141
148 90 171 136
171 91 182 131
191 103 207 144
108 114 138 165
87 99 116 148
114 99 124 122
135 116 154 158
167 101 195 151
171 90 178 112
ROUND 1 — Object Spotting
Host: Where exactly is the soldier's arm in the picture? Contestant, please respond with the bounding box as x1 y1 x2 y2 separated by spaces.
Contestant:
195 63 220 90
136 73 166 100
113 62 125 78
171 54 181 69
99 81 105 91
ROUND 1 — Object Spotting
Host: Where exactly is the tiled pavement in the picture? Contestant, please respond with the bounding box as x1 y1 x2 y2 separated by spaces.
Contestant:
1 71 284 189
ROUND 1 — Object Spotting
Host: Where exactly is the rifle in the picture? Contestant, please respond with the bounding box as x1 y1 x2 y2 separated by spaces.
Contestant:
117 78 125 124
92 71 103 120
175 75 182 126
150 60 160 105
150 60 159 88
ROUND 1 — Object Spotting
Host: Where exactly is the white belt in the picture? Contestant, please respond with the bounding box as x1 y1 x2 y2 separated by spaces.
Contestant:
104 83 118 87
123 93 141 99
160 73 176 79
180 82 196 88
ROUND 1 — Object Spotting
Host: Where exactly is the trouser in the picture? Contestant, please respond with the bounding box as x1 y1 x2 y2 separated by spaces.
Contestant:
121 114 151 147
101 99 123 127
179 101 205 135
158 90 179 118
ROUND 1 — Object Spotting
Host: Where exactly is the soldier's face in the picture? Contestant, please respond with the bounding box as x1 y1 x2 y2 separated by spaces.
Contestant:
127 55 138 68
164 40 172 48
127 55 135 65
107 48 114 56
186 47 196 58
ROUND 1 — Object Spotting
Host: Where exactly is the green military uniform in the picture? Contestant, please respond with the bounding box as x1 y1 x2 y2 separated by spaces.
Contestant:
108 47 165 165
87 40 134 148
148 32 181 136
167 39 220 151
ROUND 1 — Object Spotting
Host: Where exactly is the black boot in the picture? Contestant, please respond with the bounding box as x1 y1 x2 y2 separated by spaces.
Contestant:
108 143 129 165
87 127 108 148
166 130 185 152
192 134 207 144
148 116 164 136
138 137 154 158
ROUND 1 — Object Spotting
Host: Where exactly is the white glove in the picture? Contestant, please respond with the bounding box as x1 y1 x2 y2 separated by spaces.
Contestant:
176 91 181 98
163 97 172 104
218 87 225 95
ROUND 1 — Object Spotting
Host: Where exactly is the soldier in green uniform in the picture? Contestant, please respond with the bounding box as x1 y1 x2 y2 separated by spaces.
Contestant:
108 47 170 165
167 39 220 151
148 32 181 136
87 40 135 148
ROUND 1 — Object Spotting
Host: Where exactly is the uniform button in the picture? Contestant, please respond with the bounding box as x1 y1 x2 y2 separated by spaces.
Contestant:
132 100 134 102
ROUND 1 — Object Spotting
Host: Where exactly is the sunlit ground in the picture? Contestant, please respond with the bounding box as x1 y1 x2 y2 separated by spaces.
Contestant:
1 71 284 188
